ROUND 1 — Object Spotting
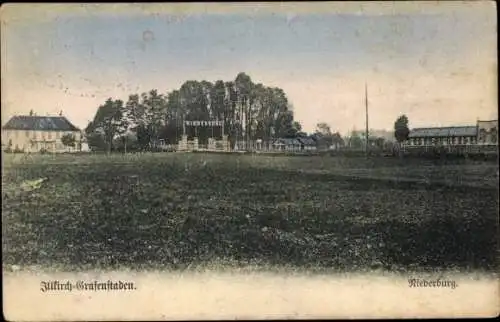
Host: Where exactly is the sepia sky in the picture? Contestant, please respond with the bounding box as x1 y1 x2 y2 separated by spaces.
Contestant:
1 2 497 135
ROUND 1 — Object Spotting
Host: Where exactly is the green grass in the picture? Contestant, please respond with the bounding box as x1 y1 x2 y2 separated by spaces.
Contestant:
2 152 499 273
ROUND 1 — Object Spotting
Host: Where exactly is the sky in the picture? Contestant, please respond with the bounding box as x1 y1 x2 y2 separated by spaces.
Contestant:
1 2 497 135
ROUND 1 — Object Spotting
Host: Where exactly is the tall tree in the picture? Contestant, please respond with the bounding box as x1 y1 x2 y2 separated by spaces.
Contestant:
85 98 125 154
394 115 410 143
313 122 335 149
210 80 227 122
163 89 183 143
277 111 299 138
316 122 332 136
235 72 254 149
141 89 167 147
125 94 142 131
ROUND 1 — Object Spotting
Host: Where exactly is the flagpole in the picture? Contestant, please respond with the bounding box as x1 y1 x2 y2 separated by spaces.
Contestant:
365 83 369 155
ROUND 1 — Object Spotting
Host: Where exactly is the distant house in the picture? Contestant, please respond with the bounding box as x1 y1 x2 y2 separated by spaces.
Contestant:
272 138 302 151
2 115 83 153
296 137 317 151
310 133 339 150
309 133 322 142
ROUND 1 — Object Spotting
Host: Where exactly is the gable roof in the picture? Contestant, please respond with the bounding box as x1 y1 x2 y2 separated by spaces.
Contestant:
273 138 301 146
297 137 316 146
310 133 323 141
409 126 477 138
2 116 80 132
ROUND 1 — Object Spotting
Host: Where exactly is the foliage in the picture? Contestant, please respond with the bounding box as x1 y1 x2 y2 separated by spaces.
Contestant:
85 98 127 153
85 132 107 152
316 122 332 136
313 123 333 149
331 132 345 149
86 73 301 151
61 133 76 148
348 132 364 149
394 115 410 143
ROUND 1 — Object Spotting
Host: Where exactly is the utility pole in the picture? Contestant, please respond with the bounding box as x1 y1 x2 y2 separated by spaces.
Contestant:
365 83 369 155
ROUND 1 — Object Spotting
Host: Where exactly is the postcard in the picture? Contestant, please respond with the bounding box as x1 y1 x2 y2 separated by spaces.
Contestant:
2 2 498 320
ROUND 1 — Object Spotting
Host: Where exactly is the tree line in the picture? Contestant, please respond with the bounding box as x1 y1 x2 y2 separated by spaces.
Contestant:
85 72 303 152
84 70 411 153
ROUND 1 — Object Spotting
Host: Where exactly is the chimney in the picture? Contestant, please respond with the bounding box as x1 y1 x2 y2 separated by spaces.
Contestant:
59 110 63 116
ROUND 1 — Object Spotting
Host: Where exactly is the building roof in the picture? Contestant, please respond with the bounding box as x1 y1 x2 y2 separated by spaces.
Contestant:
310 133 323 141
2 115 80 132
409 126 477 138
273 138 302 145
297 137 316 146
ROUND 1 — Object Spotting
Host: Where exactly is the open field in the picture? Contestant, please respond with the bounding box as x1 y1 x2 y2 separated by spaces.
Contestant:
2 152 499 273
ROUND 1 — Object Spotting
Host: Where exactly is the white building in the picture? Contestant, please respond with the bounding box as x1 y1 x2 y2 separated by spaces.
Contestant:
2 115 84 153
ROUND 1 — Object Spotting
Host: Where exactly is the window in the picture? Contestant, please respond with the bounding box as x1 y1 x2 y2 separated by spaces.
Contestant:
47 132 52 140
25 131 29 137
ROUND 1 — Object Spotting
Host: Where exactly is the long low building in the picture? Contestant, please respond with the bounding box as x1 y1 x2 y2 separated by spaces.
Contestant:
271 136 318 152
405 119 498 147
272 138 302 151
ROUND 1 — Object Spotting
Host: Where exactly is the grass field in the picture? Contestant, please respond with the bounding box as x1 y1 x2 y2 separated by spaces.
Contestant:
2 152 499 273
